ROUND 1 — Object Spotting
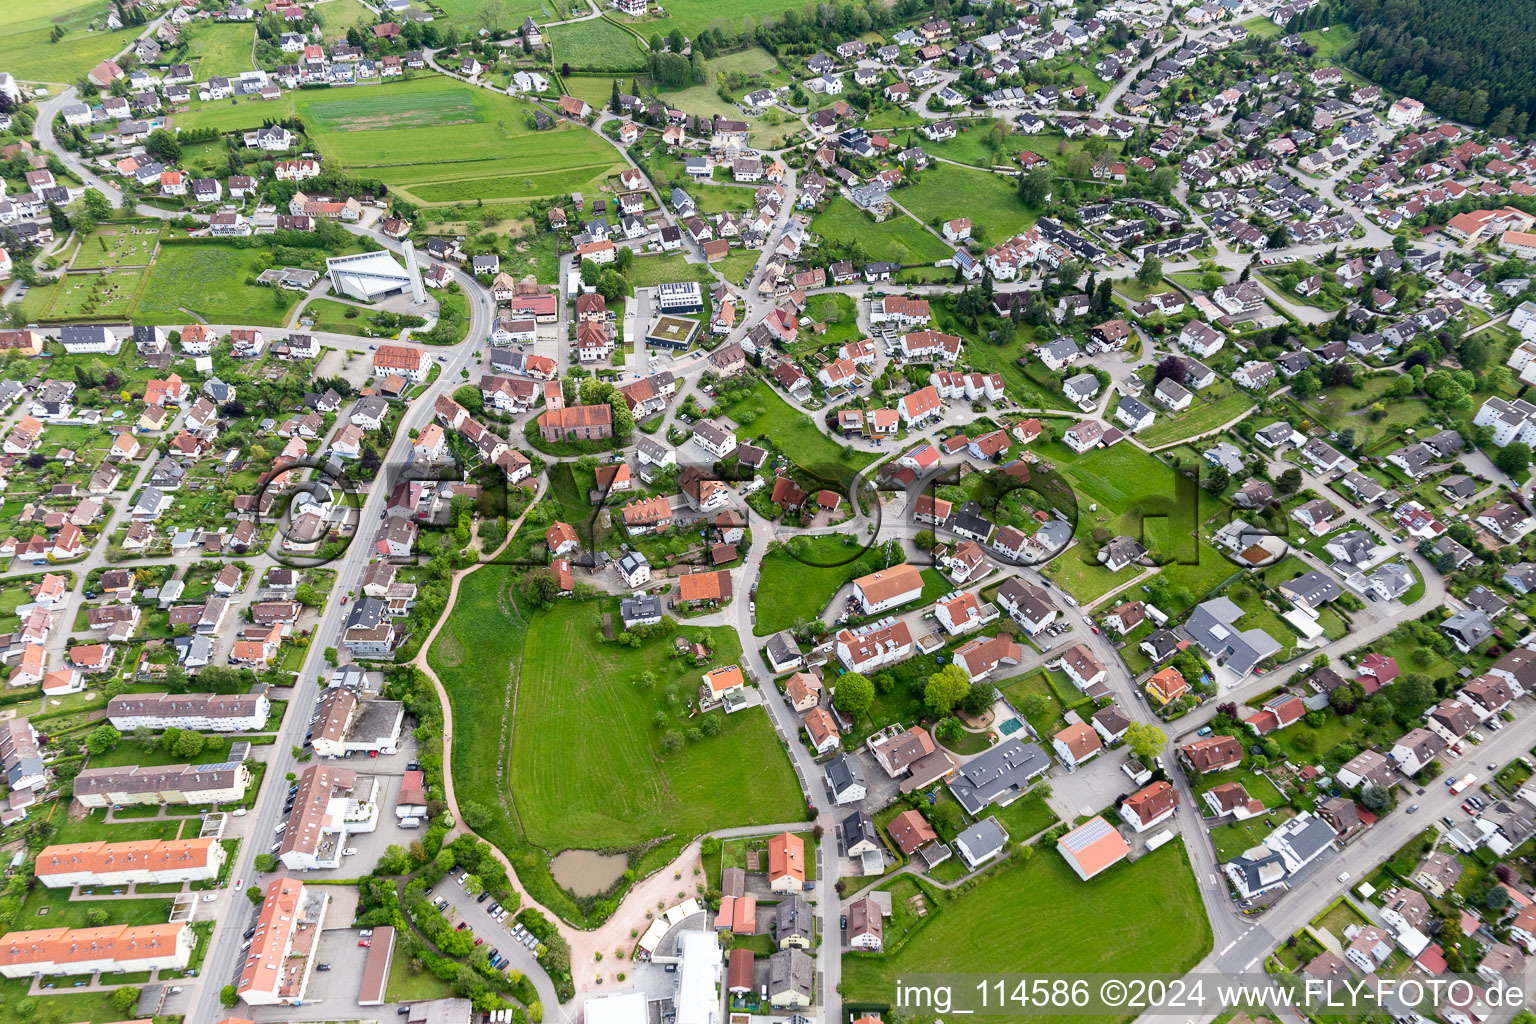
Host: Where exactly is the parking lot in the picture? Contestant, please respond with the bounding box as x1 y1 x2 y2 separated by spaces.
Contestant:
425 872 545 986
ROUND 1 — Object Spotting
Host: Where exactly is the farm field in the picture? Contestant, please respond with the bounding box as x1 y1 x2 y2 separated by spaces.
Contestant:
175 75 626 206
547 18 648 72
136 243 301 327
841 840 1213 1024
896 163 1040 245
755 537 904 636
811 200 951 266
184 22 255 79
0 0 135 84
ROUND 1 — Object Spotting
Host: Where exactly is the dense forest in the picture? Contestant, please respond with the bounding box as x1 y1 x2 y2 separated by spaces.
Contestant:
1292 0 1536 134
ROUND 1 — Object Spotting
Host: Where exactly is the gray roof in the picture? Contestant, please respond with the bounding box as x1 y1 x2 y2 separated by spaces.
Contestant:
1182 596 1281 676
1368 561 1415 599
1277 570 1341 607
1117 395 1153 422
946 738 1050 815
619 593 662 627
1441 608 1494 648
823 754 864 797
1327 529 1377 565
774 895 814 940
954 816 1009 865
768 948 814 999
840 810 878 849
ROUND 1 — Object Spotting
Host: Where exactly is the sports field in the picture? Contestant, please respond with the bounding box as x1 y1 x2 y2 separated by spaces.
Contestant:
0 0 135 84
547 17 648 72
841 840 1213 1024
175 75 626 205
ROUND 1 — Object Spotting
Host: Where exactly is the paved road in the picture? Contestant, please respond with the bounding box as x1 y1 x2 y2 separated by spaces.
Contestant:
184 291 495 1024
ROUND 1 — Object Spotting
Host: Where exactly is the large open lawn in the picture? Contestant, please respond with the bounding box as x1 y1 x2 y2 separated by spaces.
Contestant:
175 75 626 206
1139 391 1256 447
719 380 878 478
429 569 803 923
755 537 904 637
811 199 951 266
547 17 648 72
184 22 255 79
841 840 1213 1024
508 598 802 849
135 242 300 327
613 0 797 38
896 163 1040 245
0 0 136 84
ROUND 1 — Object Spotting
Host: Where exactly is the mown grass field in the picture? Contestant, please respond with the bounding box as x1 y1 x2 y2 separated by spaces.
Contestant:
719 380 878 478
812 199 951 266
184 22 255 80
1138 391 1256 447
175 75 626 205
135 243 300 327
313 0 382 34
434 0 557 22
615 0 798 38
429 568 803 924
547 17 648 72
0 0 135 84
896 163 1040 245
841 840 1213 1024
507 598 802 849
755 536 903 637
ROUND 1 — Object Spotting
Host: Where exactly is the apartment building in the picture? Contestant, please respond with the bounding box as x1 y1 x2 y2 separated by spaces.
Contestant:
72 761 251 809
107 691 270 732
34 837 227 888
